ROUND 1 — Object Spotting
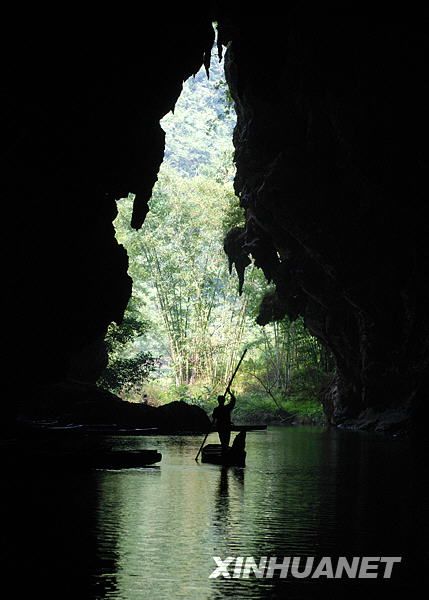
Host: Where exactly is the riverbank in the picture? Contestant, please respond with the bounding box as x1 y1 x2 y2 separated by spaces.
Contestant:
139 381 327 427
230 395 326 426
11 382 325 438
13 382 211 434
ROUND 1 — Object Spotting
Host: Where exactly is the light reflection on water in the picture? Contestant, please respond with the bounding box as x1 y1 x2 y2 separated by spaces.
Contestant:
2 426 424 598
89 427 421 598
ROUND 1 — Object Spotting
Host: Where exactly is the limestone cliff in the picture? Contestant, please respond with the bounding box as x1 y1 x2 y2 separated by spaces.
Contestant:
3 6 428 430
218 7 428 428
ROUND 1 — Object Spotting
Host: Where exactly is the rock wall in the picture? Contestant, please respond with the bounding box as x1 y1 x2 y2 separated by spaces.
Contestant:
4 9 215 401
217 6 429 426
4 6 428 428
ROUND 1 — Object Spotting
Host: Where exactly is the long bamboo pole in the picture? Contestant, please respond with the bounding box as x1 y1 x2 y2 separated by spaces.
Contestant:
195 348 248 461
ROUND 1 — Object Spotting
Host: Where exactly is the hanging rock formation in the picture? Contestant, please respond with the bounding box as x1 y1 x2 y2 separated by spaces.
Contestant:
4 8 215 414
218 6 429 429
3 5 428 430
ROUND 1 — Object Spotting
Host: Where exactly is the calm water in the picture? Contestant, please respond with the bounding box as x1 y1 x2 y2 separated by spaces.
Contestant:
2 427 426 598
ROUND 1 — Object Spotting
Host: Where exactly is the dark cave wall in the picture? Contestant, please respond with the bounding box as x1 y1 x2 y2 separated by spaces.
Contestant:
4 9 215 396
4 6 428 428
218 7 429 425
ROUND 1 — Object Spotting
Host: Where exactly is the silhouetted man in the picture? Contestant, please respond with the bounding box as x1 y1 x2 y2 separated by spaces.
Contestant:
212 390 236 452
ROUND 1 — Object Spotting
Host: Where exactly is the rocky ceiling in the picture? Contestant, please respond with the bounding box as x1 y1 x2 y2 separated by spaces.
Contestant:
4 5 428 429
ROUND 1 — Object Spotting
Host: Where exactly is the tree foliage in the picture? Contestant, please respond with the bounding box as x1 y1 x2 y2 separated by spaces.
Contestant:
98 303 160 394
114 169 250 389
99 47 332 413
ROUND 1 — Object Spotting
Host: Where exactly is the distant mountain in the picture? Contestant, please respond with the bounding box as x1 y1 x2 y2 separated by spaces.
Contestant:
161 49 236 177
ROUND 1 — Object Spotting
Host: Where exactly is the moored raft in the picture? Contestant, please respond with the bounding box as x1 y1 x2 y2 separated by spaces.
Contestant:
5 449 162 469
89 449 162 468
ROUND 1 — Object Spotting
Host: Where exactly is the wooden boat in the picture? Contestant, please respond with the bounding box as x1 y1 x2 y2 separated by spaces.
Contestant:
5 449 162 469
201 444 246 467
89 449 162 468
82 425 159 436
231 424 267 432
201 431 247 467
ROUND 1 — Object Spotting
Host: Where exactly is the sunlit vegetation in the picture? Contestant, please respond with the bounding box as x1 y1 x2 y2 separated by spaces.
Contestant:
99 52 331 422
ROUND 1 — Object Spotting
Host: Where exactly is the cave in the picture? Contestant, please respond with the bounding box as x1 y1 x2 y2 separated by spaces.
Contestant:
3 6 428 597
5 6 427 432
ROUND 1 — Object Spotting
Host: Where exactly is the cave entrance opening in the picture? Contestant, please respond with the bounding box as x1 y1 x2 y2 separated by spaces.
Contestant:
103 42 327 424
108 45 248 395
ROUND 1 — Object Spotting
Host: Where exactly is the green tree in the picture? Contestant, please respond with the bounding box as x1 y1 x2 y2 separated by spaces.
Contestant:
98 301 159 395
103 45 330 419
115 168 250 389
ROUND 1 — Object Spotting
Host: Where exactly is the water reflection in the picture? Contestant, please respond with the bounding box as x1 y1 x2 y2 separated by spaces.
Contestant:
2 427 424 598
1 469 102 597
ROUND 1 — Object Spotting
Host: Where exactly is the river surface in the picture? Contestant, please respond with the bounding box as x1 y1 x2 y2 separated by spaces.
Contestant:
2 426 426 598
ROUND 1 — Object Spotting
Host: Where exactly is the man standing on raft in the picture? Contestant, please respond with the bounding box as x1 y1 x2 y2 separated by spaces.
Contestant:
212 389 236 453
